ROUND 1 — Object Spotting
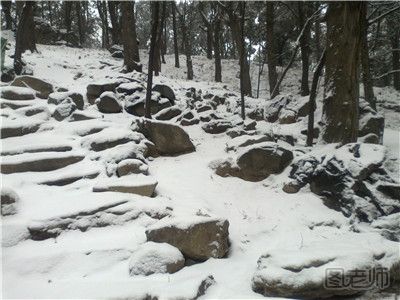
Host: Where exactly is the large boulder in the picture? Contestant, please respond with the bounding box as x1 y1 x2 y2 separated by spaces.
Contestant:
0 86 35 100
129 242 185 276
252 236 399 299
11 76 54 98
116 81 144 95
264 94 309 124
96 92 122 113
285 143 398 221
152 84 175 105
212 142 293 182
225 135 273 152
146 217 229 261
202 120 234 134
135 119 195 156
1 188 19 216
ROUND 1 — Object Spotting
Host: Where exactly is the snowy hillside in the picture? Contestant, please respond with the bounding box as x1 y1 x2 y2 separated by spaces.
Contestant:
1 32 400 300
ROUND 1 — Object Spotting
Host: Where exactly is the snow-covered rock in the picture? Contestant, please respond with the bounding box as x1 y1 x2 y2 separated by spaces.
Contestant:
146 216 229 261
117 159 149 176
129 242 185 276
93 174 157 197
152 84 176 104
96 91 122 113
1 188 19 216
212 142 293 181
11 75 54 99
136 119 195 156
53 97 76 121
155 106 182 121
202 119 234 134
0 86 36 100
48 91 84 110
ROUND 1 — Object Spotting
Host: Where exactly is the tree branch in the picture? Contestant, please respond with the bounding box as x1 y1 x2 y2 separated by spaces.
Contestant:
368 5 400 26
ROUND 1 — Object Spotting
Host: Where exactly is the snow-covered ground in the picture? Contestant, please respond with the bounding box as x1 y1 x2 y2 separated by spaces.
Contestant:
1 34 399 299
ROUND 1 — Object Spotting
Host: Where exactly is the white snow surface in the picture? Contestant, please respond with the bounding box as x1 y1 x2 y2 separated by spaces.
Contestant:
1 33 399 299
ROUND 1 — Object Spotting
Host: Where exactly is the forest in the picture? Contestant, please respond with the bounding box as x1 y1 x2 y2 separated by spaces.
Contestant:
1 1 400 299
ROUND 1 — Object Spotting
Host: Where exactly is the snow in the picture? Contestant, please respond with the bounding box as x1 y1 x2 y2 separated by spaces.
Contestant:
128 242 184 276
1 32 399 299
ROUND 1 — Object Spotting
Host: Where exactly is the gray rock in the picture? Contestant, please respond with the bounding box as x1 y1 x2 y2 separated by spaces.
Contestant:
93 176 157 197
53 98 77 121
1 188 19 216
48 91 84 110
0 86 35 100
155 106 182 121
152 84 175 105
117 159 149 176
136 119 195 156
146 217 229 261
202 120 233 134
96 91 122 113
11 75 54 98
129 242 185 276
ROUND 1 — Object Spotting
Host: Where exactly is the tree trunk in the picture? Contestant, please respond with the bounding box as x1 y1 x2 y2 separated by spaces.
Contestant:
172 2 180 68
307 50 326 146
387 15 400 91
1 1 13 30
155 1 166 76
75 2 85 46
239 2 246 119
226 3 252 96
161 16 167 64
180 12 193 80
145 2 160 119
266 2 279 98
97 1 110 49
47 1 53 27
14 1 37 75
108 1 121 45
298 2 311 96
321 2 364 144
206 27 213 59
121 1 140 72
214 6 222 82
64 1 72 32
360 5 376 109
314 4 322 62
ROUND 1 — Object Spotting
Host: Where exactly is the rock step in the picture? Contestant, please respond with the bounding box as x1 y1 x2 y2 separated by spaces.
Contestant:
1 145 72 156
1 153 85 174
1 121 43 139
39 170 100 186
92 175 158 197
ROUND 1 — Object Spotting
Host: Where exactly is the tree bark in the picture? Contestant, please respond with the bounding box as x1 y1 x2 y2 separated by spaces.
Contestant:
360 5 376 109
314 4 322 62
307 50 326 146
321 2 364 144
155 1 166 76
1 1 13 30
97 1 110 49
239 2 246 119
14 1 37 75
298 2 311 96
64 1 72 32
145 2 160 119
224 2 252 96
266 2 279 98
214 5 222 82
387 14 400 91
75 2 85 46
177 3 193 80
121 1 140 72
108 1 121 45
172 2 180 68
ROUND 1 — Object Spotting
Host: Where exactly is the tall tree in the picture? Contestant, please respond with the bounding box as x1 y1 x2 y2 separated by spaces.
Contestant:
121 1 140 72
214 4 222 82
176 2 194 80
64 1 73 32
171 1 180 68
97 1 110 49
266 2 279 98
14 1 37 75
298 1 311 96
75 2 85 46
108 1 121 45
222 1 252 96
145 1 160 118
1 1 13 30
239 2 246 119
321 2 365 144
360 4 376 109
198 3 213 60
154 1 166 76
387 13 400 91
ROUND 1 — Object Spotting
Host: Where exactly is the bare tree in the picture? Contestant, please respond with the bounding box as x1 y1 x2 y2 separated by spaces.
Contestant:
14 1 37 75
155 1 166 76
266 2 279 98
239 2 246 119
176 2 194 80
121 1 141 72
108 1 121 45
171 1 180 68
298 2 311 96
145 2 160 118
198 2 213 60
321 2 365 144
213 3 222 82
97 1 110 49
